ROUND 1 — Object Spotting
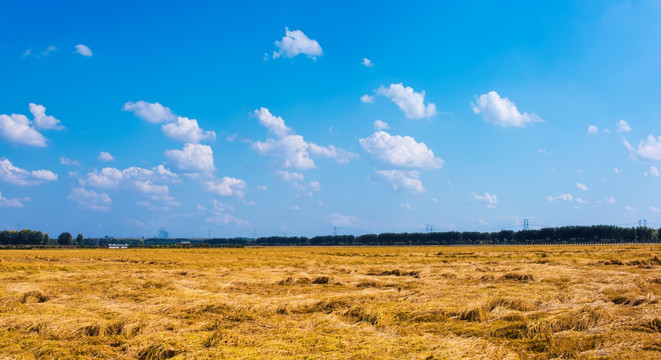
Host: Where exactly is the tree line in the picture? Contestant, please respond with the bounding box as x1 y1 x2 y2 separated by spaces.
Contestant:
1 225 658 247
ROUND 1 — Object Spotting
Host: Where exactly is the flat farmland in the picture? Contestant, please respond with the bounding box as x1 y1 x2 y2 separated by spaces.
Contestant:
1 245 660 359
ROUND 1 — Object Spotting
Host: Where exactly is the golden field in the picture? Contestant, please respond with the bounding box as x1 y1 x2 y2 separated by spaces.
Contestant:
0 245 660 359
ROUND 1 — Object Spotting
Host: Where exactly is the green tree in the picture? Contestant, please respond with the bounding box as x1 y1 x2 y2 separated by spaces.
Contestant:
76 233 84 246
58 232 73 245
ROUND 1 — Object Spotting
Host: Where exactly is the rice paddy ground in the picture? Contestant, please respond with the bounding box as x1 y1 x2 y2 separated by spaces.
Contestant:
1 245 660 359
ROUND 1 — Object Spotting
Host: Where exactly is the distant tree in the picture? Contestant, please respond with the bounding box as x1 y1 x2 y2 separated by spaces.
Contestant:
158 228 169 239
58 232 73 245
76 233 84 246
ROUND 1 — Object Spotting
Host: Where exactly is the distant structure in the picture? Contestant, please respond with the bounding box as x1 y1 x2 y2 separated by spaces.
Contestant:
180 241 191 248
108 243 128 249
523 219 529 231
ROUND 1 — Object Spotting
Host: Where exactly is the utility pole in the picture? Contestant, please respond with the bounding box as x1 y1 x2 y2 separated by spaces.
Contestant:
333 227 337 236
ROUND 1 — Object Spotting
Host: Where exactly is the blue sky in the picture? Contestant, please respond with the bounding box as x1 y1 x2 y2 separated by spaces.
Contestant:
2 1 661 238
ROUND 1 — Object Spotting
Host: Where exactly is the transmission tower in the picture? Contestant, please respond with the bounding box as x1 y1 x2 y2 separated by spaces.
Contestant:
333 227 337 236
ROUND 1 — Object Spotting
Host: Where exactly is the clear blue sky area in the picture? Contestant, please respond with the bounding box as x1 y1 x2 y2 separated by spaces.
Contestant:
2 1 661 238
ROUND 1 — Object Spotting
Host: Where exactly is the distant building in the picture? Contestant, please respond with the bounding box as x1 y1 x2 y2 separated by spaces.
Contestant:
180 241 191 248
108 243 128 249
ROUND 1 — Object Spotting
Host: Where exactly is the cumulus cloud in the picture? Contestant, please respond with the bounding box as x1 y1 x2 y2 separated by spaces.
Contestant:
623 135 661 161
164 143 215 174
204 177 247 197
273 28 322 59
373 120 390 130
471 91 542 127
616 120 631 132
274 170 305 182
605 196 616 204
79 165 178 205
29 103 64 130
576 182 589 191
123 101 176 123
98 152 114 162
575 198 589 205
375 169 424 193
75 44 93 57
359 131 443 169
68 187 111 211
327 213 361 227
162 116 216 143
252 108 356 170
546 193 574 202
472 192 497 208
0 111 49 147
587 125 599 134
360 94 375 103
377 83 437 119
0 158 57 185
362 58 374 67
201 199 249 226
0 191 25 207
60 156 81 167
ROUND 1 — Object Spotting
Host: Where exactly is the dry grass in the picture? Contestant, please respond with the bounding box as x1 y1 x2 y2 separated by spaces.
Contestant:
0 245 660 359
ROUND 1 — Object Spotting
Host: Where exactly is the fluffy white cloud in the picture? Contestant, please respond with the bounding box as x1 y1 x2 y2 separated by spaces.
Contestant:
576 182 589 191
624 135 661 161
360 94 375 103
0 191 24 207
204 177 247 197
123 101 176 123
327 213 361 227
375 169 424 193
547 193 574 202
68 187 111 211
373 120 390 130
359 131 443 169
253 107 291 137
98 152 114 162
165 143 215 174
80 167 123 188
29 103 64 130
274 170 305 182
472 192 497 208
624 206 634 212
400 203 413 210
605 196 616 204
201 199 249 226
273 28 322 59
377 83 437 119
80 165 178 205
60 156 81 167
75 44 93 57
616 120 631 132
471 91 542 127
162 117 216 143
362 58 374 67
252 108 356 170
0 158 57 185
646 166 661 177
575 198 589 205
0 113 48 147
587 125 599 134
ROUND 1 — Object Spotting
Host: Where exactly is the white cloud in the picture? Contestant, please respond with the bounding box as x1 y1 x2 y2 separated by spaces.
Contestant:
651 166 660 177
538 149 553 155
204 177 247 197
80 165 178 205
547 193 574 202
605 196 616 204
377 83 437 119
98 152 114 162
575 198 588 205
0 158 57 185
359 131 444 169
0 191 24 207
604 128 611 133
327 213 361 227
60 156 81 167
400 203 413 210
587 125 599 134
613 167 622 174
0 113 48 147
471 91 542 127
273 28 322 59
362 58 374 68
252 108 355 170
29 103 64 130
650 206 660 213
162 116 216 143
360 94 375 103
576 182 589 191
274 170 304 182
68 187 111 211
123 101 176 123
375 169 424 193
373 120 390 130
472 192 497 208
624 206 634 212
75 44 93 57
616 120 631 132
624 135 661 161
289 205 301 211
257 185 267 191
164 143 215 174
432 198 438 203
